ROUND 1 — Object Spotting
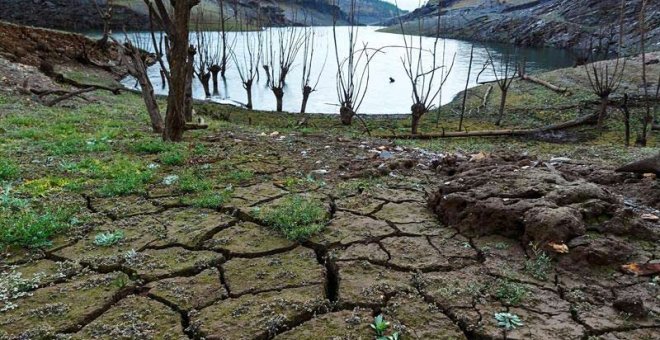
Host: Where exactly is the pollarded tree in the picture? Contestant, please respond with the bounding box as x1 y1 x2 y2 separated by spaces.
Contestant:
485 48 519 126
265 26 305 112
232 28 263 110
300 25 326 114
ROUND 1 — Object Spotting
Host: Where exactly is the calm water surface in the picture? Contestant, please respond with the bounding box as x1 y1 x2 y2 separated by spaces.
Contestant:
120 27 575 114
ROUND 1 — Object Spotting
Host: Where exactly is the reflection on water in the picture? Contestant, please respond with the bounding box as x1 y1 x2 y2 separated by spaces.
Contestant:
120 27 575 114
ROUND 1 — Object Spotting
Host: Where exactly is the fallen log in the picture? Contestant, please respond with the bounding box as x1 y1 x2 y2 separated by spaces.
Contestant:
391 112 598 139
616 153 660 175
44 87 96 106
520 74 569 94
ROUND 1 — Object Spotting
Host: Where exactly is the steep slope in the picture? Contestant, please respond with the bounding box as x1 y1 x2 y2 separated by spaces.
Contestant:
0 0 405 31
384 0 660 53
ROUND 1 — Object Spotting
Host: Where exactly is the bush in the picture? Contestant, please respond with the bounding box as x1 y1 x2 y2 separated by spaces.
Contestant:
254 195 329 241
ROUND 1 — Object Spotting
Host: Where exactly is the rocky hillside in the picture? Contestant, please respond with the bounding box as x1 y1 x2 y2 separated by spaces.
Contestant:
383 0 660 53
0 0 404 31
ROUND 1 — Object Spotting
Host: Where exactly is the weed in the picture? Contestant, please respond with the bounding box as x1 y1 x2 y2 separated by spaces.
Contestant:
0 159 19 181
0 207 77 248
1 270 43 312
161 150 187 166
253 195 328 241
495 312 523 331
94 230 124 247
525 242 552 281
97 159 152 197
178 171 212 193
132 139 171 154
0 185 28 210
183 189 233 209
370 315 400 340
219 170 254 184
494 279 528 306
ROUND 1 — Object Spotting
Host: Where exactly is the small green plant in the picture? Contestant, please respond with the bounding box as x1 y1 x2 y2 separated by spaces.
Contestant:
94 230 124 247
495 312 523 331
183 189 233 209
161 150 187 166
253 195 328 241
0 159 19 181
97 160 152 197
132 139 170 154
495 279 528 306
0 207 77 248
178 171 212 193
0 185 28 210
524 242 552 281
370 315 400 340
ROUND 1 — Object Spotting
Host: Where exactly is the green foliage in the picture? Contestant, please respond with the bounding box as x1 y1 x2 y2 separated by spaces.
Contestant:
183 189 233 209
370 315 400 340
0 206 77 249
0 159 19 181
495 312 523 331
178 171 212 193
0 185 29 210
132 139 171 154
97 159 153 197
253 195 328 241
495 279 528 306
524 242 552 281
161 150 188 166
94 230 124 247
225 170 254 183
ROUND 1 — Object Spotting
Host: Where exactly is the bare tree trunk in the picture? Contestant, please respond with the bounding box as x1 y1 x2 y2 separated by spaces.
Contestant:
496 88 507 126
301 85 312 114
185 46 195 122
160 69 167 90
639 0 650 146
219 0 228 79
161 0 199 142
459 45 474 131
597 96 609 128
273 87 284 112
340 104 354 126
411 104 426 135
210 65 221 95
199 72 211 98
245 80 253 110
622 93 630 147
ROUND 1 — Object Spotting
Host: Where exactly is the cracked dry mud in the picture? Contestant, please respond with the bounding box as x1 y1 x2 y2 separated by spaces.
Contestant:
1 131 659 340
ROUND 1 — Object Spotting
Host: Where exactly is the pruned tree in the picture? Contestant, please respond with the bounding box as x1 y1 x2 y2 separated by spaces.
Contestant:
397 3 455 134
113 33 163 133
486 48 519 126
332 0 371 125
638 0 652 146
265 26 304 112
194 11 213 98
299 25 326 115
584 56 626 129
145 0 200 141
232 28 263 110
94 0 114 49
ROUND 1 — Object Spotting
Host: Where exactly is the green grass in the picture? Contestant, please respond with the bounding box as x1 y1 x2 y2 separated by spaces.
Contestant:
182 189 233 209
0 206 77 249
97 158 153 197
0 159 19 181
161 150 188 166
132 138 172 154
253 195 329 241
177 170 212 193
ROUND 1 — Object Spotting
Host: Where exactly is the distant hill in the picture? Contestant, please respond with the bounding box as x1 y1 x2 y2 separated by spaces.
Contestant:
0 0 406 31
383 0 660 52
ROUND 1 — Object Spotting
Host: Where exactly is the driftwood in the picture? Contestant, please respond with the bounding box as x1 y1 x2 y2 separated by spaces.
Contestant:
392 112 598 139
520 74 569 94
44 87 96 106
616 153 660 175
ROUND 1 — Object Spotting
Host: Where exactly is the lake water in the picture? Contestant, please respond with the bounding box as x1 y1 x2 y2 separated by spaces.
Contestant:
120 26 575 114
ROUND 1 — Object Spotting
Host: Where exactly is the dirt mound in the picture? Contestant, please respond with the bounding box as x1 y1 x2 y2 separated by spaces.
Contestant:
429 156 659 268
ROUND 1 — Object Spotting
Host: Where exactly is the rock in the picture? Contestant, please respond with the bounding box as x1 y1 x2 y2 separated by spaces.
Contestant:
613 295 648 317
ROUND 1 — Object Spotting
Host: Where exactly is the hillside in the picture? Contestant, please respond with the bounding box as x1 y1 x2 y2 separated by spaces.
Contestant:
0 0 405 31
382 0 660 53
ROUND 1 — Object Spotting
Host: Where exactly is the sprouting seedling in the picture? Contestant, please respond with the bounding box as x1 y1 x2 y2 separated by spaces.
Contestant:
94 230 124 247
495 312 523 331
371 315 389 337
370 315 399 340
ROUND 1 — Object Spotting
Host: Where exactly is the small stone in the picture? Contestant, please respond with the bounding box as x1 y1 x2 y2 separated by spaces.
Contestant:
641 213 659 221
162 175 179 186
379 151 393 159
